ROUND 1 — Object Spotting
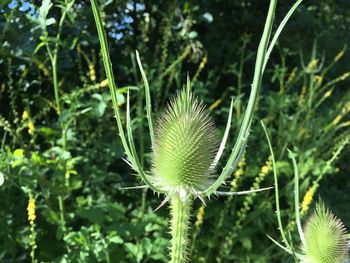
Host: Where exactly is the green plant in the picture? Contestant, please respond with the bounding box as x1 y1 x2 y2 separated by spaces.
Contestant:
89 0 304 261
264 123 349 263
302 202 348 263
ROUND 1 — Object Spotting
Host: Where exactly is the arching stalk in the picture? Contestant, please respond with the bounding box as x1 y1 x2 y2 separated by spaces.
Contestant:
170 195 192 263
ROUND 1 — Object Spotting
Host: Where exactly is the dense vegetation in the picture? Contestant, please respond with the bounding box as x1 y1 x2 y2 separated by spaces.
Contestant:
0 0 349 262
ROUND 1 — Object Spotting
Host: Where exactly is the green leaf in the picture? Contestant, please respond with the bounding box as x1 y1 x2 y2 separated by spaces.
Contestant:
13 149 24 158
34 42 46 54
109 236 123 244
46 17 56 26
39 0 53 18
78 207 105 225
125 242 144 262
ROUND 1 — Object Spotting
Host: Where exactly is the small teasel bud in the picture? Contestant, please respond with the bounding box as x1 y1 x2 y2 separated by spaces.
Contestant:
302 202 349 263
151 89 217 200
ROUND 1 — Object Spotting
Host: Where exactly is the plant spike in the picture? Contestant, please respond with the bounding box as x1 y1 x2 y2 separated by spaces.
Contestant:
151 89 217 198
302 202 349 263
135 50 155 145
204 0 278 196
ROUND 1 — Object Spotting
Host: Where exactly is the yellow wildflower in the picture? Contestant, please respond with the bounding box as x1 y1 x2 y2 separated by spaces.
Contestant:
313 75 323 86
301 188 313 214
323 90 333 98
260 157 272 176
233 168 243 178
27 193 36 224
286 67 297 88
341 121 350 128
198 55 207 70
22 110 29 120
99 79 109 88
306 59 318 72
261 165 269 175
342 102 350 114
28 121 35 135
233 155 246 181
334 48 346 62
340 72 350 81
195 205 205 227
332 115 342 126
300 85 307 100
89 63 96 82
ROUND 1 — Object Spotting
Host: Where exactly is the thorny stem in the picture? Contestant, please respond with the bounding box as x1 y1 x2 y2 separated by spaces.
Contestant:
170 195 192 263
90 0 163 193
204 0 278 196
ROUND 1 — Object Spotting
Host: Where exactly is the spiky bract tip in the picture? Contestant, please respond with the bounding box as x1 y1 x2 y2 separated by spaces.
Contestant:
302 202 349 263
151 90 217 200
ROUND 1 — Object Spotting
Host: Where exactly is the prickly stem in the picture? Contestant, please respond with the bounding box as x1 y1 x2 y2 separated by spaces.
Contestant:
170 194 192 263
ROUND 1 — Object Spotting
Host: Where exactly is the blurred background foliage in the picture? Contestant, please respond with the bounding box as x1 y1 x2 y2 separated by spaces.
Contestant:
0 0 349 262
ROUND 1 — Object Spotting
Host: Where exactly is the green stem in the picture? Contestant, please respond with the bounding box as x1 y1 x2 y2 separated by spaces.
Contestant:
58 195 66 233
52 58 61 115
205 0 278 196
90 0 163 193
170 195 192 263
45 0 72 115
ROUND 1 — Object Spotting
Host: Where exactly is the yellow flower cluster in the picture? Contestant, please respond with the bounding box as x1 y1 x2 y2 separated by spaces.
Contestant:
334 47 346 62
233 155 246 179
257 156 272 179
300 85 307 101
235 156 272 227
306 59 319 72
313 75 323 86
22 110 29 120
89 63 96 82
231 155 246 191
27 193 36 224
28 122 35 135
22 110 35 135
323 89 333 98
195 205 205 228
331 102 350 126
99 79 109 88
285 67 297 89
301 188 314 215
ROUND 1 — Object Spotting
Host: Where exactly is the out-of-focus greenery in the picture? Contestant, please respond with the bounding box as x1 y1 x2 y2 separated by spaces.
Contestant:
0 0 349 262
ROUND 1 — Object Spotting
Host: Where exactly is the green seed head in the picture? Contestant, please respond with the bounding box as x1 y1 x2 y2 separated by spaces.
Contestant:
302 202 349 263
151 90 217 200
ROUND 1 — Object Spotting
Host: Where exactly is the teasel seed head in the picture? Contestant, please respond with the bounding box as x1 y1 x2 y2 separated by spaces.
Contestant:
151 90 217 201
302 202 349 263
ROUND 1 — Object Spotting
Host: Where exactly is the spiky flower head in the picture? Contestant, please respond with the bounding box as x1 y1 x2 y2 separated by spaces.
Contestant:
302 202 349 263
151 90 217 201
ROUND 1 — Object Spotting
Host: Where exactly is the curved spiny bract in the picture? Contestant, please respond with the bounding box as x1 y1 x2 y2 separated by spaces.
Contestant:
151 90 217 201
302 202 349 263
